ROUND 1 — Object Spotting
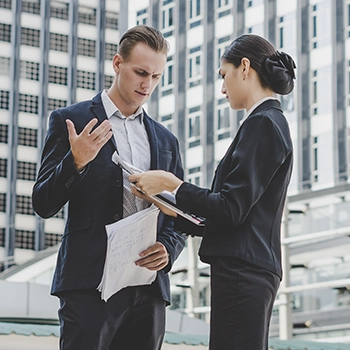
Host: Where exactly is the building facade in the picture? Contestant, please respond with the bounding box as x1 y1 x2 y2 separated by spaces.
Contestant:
1 0 350 343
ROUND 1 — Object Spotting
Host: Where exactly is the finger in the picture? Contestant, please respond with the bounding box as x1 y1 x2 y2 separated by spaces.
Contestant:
81 118 99 136
90 120 112 142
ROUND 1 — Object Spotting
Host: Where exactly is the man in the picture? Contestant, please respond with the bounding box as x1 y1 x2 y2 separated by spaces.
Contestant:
32 25 186 350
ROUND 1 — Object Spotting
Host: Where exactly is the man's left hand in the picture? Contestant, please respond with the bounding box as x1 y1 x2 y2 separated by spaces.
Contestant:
135 242 169 271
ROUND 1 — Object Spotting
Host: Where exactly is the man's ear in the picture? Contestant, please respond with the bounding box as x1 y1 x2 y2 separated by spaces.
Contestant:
113 54 123 73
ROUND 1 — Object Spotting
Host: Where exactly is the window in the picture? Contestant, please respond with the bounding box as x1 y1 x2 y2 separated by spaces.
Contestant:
161 2 175 32
161 114 173 133
16 195 34 215
20 61 40 81
45 233 62 248
21 27 40 47
0 0 11 9
216 103 230 140
106 12 118 30
187 106 201 148
50 33 69 53
22 0 40 15
78 6 96 26
15 229 35 250
104 75 114 89
18 127 38 147
218 0 230 7
188 46 202 87
161 56 174 96
48 97 67 111
189 0 201 19
0 56 10 76
105 42 118 61
50 1 69 21
136 8 148 25
77 70 95 90
312 136 318 183
0 90 9 110
311 70 318 114
78 37 96 57
17 161 36 181
187 166 202 186
0 228 4 249
216 36 231 70
0 23 11 43
19 94 38 114
0 124 8 143
49 65 68 85
0 158 7 177
0 193 6 212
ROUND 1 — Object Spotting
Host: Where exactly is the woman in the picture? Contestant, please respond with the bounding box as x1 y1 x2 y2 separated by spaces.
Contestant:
130 34 296 350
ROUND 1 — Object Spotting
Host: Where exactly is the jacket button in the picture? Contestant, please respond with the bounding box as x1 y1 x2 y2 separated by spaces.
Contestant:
116 180 121 187
114 214 120 221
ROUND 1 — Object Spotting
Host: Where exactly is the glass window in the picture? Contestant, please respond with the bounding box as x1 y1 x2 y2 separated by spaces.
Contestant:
48 97 67 111
19 94 39 114
78 6 96 26
0 90 10 110
20 61 40 81
50 33 69 52
0 0 11 9
77 70 95 90
45 233 62 248
0 193 6 212
22 0 40 15
0 23 11 43
105 42 118 61
21 27 40 47
0 56 10 76
16 195 34 215
78 37 96 57
17 161 36 181
49 65 68 85
106 12 118 30
50 1 69 21
0 158 7 177
0 124 8 143
136 8 148 25
15 229 35 250
18 127 38 147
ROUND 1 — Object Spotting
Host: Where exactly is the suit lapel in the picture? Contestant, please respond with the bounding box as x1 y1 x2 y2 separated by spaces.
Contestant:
90 92 118 151
143 111 159 170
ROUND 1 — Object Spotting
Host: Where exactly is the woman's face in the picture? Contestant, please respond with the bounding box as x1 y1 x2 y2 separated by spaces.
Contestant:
219 60 247 111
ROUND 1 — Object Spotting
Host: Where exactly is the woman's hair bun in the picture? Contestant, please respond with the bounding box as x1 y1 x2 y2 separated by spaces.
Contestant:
263 51 296 95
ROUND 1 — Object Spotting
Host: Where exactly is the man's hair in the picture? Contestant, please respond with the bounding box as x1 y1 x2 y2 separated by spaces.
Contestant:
118 25 169 61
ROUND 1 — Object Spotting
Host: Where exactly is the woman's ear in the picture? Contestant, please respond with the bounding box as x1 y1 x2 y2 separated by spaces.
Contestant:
241 57 251 79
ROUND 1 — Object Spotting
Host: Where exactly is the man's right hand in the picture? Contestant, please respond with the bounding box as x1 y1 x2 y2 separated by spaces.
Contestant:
66 118 113 171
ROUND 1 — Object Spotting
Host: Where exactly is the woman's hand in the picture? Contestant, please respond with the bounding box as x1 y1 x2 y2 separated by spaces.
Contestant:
129 170 183 196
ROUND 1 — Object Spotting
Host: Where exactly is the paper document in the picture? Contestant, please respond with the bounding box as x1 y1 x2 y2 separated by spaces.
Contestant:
97 205 159 302
112 152 205 226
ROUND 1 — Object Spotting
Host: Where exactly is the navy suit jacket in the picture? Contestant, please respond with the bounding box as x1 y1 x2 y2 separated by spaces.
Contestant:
32 92 186 304
175 100 293 279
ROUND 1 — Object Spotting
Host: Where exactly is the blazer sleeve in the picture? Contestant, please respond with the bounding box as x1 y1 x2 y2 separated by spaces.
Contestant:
155 136 187 274
176 114 290 228
32 109 88 219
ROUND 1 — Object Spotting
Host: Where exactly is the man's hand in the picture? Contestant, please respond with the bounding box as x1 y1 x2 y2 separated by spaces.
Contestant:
135 242 169 271
66 118 113 171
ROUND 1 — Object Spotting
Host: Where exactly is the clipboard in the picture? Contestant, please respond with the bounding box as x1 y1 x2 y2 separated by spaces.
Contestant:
112 152 205 227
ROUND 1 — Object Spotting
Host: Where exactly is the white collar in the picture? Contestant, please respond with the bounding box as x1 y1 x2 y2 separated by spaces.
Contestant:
240 96 278 126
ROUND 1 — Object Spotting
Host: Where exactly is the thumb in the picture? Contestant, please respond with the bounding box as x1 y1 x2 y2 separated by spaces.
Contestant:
66 119 77 140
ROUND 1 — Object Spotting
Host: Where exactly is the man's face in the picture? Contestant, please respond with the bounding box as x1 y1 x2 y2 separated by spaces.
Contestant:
112 42 167 115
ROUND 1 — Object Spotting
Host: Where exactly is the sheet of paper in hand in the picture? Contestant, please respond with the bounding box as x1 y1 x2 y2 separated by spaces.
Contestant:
97 205 159 302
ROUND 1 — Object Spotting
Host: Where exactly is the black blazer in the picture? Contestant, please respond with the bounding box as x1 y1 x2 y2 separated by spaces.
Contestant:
176 100 293 279
32 92 186 304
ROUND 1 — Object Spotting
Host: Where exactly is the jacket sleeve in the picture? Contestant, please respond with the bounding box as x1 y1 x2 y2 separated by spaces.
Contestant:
32 110 88 219
176 114 290 228
155 137 187 274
